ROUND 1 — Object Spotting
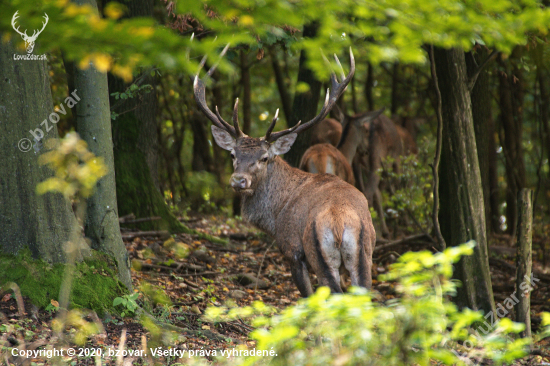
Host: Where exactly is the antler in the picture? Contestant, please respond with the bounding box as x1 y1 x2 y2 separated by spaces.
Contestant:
11 11 28 38
264 48 355 142
193 44 245 138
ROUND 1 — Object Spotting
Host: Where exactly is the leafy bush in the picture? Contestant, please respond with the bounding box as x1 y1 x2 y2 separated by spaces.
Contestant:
204 241 550 366
382 138 434 234
184 171 231 212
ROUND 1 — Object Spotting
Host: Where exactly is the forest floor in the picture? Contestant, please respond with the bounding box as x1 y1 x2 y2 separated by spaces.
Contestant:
1 212 550 365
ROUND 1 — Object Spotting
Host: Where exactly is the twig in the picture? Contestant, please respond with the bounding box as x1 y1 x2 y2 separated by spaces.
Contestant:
119 216 161 224
467 50 499 91
428 45 446 250
374 233 433 252
255 240 276 292
121 230 171 240
116 329 127 366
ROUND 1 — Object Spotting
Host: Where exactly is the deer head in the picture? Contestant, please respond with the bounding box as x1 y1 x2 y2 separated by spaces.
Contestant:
193 46 355 195
11 11 49 54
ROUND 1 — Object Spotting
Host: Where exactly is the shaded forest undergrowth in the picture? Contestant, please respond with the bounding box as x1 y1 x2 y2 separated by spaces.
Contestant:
1 212 550 365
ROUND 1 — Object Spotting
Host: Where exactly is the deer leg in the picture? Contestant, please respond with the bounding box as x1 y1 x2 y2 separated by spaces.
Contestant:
289 254 313 297
352 159 365 192
374 187 389 237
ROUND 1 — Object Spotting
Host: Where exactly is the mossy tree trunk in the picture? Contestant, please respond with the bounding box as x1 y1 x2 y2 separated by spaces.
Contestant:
63 0 132 290
0 39 86 263
435 47 496 315
284 23 322 167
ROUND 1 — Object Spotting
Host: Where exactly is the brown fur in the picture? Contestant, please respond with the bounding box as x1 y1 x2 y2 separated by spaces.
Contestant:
211 130 376 297
310 118 342 146
396 125 418 155
244 157 375 295
299 144 355 185
358 115 417 236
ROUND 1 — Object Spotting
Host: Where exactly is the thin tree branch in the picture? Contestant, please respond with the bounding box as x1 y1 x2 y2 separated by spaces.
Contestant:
467 50 499 91
429 45 446 250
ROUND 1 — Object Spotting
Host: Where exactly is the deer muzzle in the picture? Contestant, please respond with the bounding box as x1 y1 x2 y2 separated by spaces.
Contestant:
230 174 251 191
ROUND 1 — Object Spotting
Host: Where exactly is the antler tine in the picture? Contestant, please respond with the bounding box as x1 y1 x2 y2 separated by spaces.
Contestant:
214 105 235 132
193 43 238 137
264 108 280 141
334 53 346 82
206 43 230 78
232 98 244 137
266 48 355 142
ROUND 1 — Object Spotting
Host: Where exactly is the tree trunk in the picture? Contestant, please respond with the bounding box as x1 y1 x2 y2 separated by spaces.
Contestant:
63 17 130 290
269 47 292 125
240 50 252 135
534 44 550 221
96 0 187 235
435 47 495 315
0 40 86 263
498 51 526 235
465 50 494 236
283 23 322 167
390 63 399 115
365 62 374 111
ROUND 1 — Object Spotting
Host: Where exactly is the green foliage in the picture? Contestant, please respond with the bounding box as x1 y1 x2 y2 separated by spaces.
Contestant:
113 292 140 318
382 138 434 233
36 132 107 199
203 242 550 366
2 0 550 83
0 249 127 316
185 171 231 212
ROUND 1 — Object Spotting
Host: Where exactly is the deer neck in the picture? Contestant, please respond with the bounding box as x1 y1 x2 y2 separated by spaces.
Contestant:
337 124 361 165
241 157 306 236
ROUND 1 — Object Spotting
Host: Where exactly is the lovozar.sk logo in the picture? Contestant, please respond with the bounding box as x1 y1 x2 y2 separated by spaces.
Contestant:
11 10 49 60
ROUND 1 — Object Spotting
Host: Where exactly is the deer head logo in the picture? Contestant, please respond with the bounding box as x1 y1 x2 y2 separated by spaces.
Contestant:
11 11 49 54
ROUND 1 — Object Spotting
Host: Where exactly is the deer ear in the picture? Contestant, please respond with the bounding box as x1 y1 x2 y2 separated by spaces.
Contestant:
269 133 297 155
211 125 236 151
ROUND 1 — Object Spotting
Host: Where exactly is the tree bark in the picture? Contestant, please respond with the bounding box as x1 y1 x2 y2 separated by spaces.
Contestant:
0 40 85 263
435 47 495 315
390 63 399 115
465 50 494 236
365 62 374 111
283 23 322 167
269 47 292 125
240 50 252 135
515 188 532 338
64 0 131 290
498 51 526 235
97 0 187 235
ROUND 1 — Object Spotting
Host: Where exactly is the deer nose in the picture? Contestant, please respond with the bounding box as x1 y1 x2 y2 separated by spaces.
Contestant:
230 175 249 190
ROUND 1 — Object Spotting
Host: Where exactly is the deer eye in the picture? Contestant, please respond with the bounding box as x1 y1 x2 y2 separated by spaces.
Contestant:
261 157 268 163
230 153 235 160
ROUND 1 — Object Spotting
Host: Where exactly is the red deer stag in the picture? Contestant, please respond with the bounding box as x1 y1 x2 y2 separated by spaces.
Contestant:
299 107 385 185
193 47 375 296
